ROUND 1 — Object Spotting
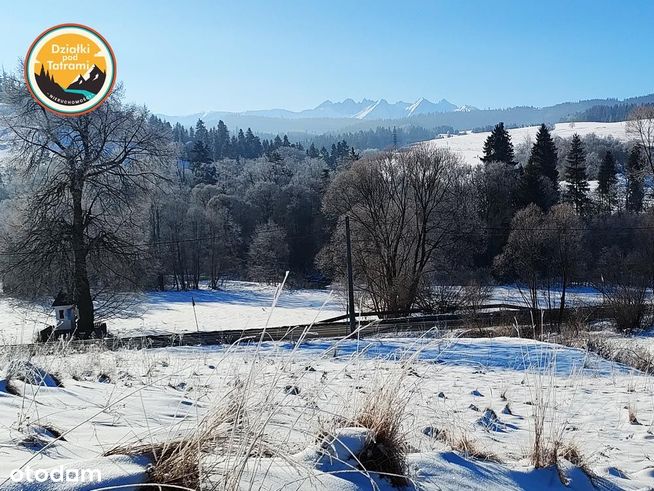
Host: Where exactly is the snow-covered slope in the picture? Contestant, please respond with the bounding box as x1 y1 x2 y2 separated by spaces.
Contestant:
424 121 629 166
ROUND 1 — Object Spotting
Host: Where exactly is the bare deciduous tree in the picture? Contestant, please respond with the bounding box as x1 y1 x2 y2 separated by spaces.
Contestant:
0 75 174 333
494 204 548 313
626 106 654 174
321 148 475 312
547 204 583 324
247 220 289 284
495 204 582 329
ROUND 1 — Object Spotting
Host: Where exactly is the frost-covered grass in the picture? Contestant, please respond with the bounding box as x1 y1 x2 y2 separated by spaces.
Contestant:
0 280 651 489
0 332 652 490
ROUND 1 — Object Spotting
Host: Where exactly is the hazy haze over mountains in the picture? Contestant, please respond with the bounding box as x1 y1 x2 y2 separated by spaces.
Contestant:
158 97 466 127
228 97 465 120
158 93 654 135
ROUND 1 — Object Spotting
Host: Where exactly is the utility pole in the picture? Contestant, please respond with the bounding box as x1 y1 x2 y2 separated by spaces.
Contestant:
191 296 200 333
345 216 356 333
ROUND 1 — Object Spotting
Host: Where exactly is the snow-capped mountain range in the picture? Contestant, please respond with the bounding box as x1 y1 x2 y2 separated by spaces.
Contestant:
249 97 474 120
314 97 469 120
162 97 476 124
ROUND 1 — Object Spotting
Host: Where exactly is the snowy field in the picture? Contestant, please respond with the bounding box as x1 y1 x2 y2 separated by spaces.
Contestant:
489 285 605 309
0 282 611 345
0 281 345 345
424 122 629 167
0 335 652 490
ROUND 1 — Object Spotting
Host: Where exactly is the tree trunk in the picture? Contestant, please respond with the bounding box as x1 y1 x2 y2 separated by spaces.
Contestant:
71 186 94 333
559 268 568 330
210 233 217 289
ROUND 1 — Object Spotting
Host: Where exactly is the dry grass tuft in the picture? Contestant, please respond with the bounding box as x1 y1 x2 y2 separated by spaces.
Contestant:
561 335 654 374
423 425 500 462
558 441 583 466
105 403 238 489
352 380 409 486
449 432 501 462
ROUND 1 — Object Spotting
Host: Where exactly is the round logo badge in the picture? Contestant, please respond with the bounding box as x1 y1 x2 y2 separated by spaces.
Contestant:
24 24 116 116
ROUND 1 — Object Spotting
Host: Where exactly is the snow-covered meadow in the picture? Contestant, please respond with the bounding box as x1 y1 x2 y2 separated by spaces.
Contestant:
0 333 652 490
0 282 610 345
0 282 345 345
0 282 652 490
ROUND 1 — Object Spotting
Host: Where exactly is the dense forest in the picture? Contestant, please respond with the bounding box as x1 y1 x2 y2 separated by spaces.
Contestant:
1 72 653 332
570 103 654 123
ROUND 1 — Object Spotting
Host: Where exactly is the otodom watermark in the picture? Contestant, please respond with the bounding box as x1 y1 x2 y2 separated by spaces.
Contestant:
9 465 102 484
24 23 116 116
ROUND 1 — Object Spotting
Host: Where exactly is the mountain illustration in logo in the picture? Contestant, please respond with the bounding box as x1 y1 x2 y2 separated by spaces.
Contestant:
67 65 106 95
35 64 106 104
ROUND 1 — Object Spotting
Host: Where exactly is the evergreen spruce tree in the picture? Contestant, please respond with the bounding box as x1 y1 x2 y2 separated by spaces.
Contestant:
481 122 515 165
597 150 617 213
530 124 559 184
626 144 645 213
214 120 230 159
517 124 560 210
244 128 262 158
236 129 246 157
307 143 319 158
516 160 556 210
194 119 209 146
229 135 238 158
564 134 590 213
189 140 215 185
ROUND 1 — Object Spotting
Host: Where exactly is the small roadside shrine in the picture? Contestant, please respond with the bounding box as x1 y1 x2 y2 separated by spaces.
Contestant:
52 291 77 333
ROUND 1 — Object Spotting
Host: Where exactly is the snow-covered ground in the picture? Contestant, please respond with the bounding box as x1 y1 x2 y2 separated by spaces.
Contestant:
0 335 651 490
0 282 610 345
425 122 629 167
0 281 345 344
0 282 611 345
3 278 650 489
490 285 605 309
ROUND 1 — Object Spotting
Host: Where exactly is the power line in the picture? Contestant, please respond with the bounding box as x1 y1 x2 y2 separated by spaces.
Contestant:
0 223 652 257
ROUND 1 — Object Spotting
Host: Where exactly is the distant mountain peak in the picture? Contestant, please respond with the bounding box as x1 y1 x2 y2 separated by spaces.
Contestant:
455 104 479 112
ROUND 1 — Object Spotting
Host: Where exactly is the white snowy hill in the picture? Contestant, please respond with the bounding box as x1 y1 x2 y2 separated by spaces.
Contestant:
424 121 629 166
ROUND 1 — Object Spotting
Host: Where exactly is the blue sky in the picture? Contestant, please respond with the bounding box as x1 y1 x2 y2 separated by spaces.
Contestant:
1 0 653 115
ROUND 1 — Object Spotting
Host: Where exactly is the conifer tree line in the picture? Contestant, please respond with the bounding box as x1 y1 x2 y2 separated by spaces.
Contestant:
475 116 654 329
171 118 358 174
306 125 455 152
480 120 648 217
